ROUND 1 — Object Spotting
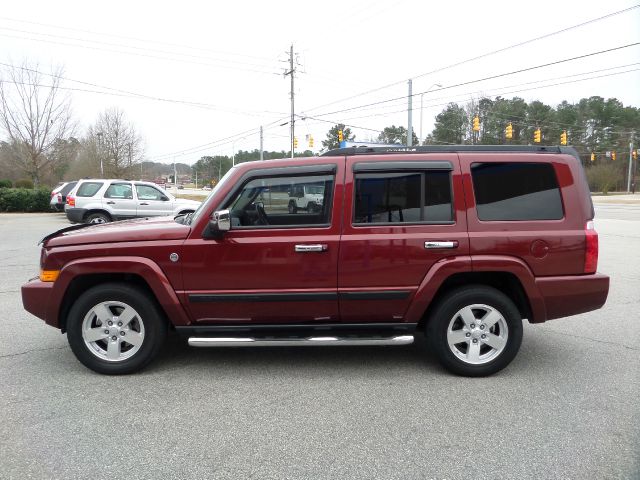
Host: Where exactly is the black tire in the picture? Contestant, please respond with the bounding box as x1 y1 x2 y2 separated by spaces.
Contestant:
426 285 523 377
288 201 297 214
306 202 317 213
85 211 111 224
66 283 167 375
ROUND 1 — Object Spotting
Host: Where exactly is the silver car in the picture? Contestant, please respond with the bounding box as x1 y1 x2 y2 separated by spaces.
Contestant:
64 179 201 224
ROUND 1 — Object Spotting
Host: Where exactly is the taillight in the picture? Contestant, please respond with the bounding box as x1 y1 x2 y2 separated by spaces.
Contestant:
584 221 598 274
67 194 75 207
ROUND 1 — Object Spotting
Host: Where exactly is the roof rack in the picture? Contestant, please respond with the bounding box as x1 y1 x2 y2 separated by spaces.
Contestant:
321 145 578 157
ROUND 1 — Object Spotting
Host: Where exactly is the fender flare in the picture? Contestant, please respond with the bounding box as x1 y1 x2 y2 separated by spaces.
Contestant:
404 255 546 324
48 256 191 328
470 255 546 323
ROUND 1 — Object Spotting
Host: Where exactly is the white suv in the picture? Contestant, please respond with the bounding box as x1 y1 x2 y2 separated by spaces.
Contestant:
287 183 325 214
65 179 201 224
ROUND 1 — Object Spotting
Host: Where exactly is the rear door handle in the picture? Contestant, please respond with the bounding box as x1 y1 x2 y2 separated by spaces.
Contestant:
139 202 149 205
424 241 458 249
295 244 328 253
106 201 115 205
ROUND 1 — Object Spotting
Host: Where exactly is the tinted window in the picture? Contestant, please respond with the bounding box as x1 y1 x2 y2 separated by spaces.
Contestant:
76 182 103 197
136 185 167 201
227 174 333 228
104 183 133 199
354 171 452 224
471 163 563 221
60 182 77 195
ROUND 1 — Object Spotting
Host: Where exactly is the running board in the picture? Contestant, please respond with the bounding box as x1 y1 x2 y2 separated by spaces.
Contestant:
188 335 414 348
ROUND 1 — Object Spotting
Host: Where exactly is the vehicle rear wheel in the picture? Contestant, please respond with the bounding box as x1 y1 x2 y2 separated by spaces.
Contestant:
288 201 297 214
85 212 110 224
66 283 167 374
426 285 523 377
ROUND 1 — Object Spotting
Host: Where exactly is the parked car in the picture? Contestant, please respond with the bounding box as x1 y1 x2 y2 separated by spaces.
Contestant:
288 183 324 213
49 181 78 212
22 146 609 376
64 179 201 223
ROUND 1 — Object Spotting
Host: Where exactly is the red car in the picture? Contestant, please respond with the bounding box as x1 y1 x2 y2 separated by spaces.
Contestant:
22 145 609 376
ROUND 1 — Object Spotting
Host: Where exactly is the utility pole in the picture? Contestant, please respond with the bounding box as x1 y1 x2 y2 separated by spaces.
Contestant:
96 132 104 177
407 79 413 147
173 159 178 195
628 139 634 192
260 126 264 161
284 44 295 158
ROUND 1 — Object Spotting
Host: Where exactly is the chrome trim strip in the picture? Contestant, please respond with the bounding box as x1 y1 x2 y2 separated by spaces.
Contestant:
188 335 414 347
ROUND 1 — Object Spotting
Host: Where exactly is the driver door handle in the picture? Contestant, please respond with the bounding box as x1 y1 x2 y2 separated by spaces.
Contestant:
295 244 328 253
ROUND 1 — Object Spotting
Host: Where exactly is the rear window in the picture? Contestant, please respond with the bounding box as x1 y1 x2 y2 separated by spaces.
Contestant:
76 182 103 197
354 170 453 224
471 163 563 221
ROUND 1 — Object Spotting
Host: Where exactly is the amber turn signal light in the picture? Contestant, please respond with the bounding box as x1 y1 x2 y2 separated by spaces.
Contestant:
39 270 60 282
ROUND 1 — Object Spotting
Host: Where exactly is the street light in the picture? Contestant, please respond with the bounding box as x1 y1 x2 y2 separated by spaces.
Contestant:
420 83 442 145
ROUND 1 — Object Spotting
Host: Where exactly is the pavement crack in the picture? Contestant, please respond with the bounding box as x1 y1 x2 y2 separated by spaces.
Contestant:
0 346 67 359
542 328 638 351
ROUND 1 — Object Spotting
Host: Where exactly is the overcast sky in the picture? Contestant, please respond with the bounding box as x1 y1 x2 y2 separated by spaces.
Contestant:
2 1 639 164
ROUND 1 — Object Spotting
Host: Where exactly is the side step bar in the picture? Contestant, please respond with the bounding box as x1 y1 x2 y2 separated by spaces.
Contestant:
188 335 414 348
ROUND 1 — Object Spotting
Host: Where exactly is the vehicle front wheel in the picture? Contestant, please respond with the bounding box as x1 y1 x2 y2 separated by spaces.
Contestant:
66 283 167 374
85 212 110 224
426 285 523 377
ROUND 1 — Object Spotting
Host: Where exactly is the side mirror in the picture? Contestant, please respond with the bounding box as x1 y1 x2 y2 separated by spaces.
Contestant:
209 209 231 236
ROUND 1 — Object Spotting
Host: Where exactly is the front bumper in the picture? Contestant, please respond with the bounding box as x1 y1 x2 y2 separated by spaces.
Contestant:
65 207 87 223
536 273 610 321
21 277 55 326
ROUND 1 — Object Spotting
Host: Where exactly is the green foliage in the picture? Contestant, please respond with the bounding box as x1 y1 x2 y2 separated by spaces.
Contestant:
0 179 12 188
0 188 51 212
377 125 419 145
431 103 468 144
14 179 34 189
322 124 355 150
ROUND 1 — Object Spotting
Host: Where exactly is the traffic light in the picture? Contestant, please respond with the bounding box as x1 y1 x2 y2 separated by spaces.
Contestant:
611 151 616 161
505 123 513 140
293 136 298 149
533 128 541 143
473 116 480 132
633 149 638 161
591 152 596 162
337 130 344 142
560 130 567 146
309 135 314 148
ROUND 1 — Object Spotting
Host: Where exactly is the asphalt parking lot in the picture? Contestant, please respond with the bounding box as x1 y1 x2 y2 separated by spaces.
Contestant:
0 209 638 479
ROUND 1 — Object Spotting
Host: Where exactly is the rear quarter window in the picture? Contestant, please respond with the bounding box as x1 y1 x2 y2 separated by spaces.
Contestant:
76 182 104 197
471 162 563 221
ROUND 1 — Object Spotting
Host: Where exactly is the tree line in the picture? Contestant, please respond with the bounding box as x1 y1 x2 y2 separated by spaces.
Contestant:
0 61 145 187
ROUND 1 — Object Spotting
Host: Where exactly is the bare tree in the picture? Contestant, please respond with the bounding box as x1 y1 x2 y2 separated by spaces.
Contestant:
0 61 75 186
89 108 144 178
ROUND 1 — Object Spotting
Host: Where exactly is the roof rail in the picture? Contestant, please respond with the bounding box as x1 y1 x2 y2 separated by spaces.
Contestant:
321 145 577 157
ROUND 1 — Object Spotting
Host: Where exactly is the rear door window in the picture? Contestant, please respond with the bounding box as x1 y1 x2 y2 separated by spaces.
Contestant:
354 170 453 224
76 182 103 197
471 162 563 221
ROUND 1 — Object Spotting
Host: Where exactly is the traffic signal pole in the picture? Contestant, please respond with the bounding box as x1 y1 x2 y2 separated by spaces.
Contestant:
407 79 413 147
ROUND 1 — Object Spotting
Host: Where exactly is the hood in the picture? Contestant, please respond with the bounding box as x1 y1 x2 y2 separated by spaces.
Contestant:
45 216 191 248
175 198 202 207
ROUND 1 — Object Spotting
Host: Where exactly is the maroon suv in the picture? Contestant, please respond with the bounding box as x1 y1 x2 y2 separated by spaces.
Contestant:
21 146 609 376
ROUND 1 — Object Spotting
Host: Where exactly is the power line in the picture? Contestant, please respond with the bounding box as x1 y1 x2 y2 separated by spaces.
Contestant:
0 32 282 76
306 42 640 119
303 4 640 114
0 62 288 117
0 16 278 63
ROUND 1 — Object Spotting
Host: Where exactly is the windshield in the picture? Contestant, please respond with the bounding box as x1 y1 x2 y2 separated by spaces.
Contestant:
185 167 237 225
